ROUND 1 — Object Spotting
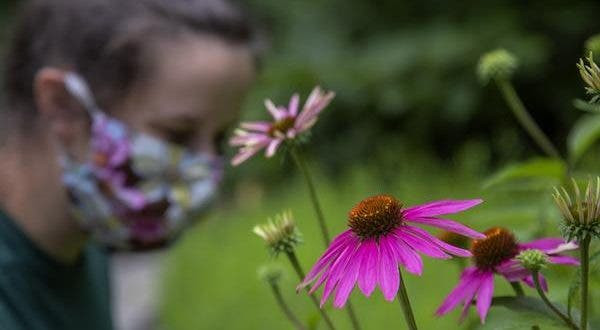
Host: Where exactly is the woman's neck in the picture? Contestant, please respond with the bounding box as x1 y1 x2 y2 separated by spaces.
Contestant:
0 134 88 264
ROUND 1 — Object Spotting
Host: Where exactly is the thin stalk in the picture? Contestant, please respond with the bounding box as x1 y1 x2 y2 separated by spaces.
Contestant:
289 148 362 329
269 282 307 330
580 236 591 330
289 148 331 245
532 271 578 330
286 251 336 330
509 281 525 297
496 78 562 159
397 268 418 330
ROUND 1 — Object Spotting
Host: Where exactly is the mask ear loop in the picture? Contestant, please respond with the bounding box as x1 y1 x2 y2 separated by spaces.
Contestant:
58 72 103 167
63 72 102 117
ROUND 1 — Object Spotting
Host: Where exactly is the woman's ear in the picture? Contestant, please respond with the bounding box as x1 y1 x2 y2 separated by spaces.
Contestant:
34 67 91 159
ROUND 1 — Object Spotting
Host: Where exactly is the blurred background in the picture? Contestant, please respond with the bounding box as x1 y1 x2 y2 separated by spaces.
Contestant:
2 0 600 329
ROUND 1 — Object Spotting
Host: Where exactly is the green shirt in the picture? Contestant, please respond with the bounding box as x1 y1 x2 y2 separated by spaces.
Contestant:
0 210 113 330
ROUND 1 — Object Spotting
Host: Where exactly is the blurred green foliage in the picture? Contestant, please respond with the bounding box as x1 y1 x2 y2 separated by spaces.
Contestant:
229 0 600 187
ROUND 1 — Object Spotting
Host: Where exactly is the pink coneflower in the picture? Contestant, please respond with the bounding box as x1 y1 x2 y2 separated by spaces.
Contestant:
229 87 335 166
297 194 484 308
436 227 579 323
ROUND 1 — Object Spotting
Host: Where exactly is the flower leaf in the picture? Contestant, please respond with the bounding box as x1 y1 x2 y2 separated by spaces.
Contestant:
567 114 600 164
482 158 566 189
478 296 576 329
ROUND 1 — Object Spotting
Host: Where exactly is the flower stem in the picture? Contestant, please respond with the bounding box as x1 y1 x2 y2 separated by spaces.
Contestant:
509 281 525 297
289 148 331 245
289 149 363 330
269 281 307 330
397 268 418 330
580 236 591 330
496 78 562 159
532 271 579 330
286 251 336 330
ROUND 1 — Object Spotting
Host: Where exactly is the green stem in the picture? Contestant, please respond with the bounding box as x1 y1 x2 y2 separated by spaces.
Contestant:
510 281 525 297
289 149 363 330
397 268 418 330
290 148 331 245
286 251 336 330
580 236 591 330
269 282 307 330
496 78 562 159
532 271 579 330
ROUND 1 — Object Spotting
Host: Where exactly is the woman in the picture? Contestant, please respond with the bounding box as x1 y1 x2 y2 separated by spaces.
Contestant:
0 0 257 328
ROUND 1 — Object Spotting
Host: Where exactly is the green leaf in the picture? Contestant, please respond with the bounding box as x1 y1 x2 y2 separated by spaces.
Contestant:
568 114 600 164
483 158 566 189
573 99 600 114
477 296 576 330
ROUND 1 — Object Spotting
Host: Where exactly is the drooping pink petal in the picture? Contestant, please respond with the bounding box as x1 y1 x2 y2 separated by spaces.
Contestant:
548 255 580 266
357 239 379 297
295 89 335 132
403 225 472 257
264 99 286 120
395 230 451 259
240 121 271 132
333 248 361 308
299 230 355 289
320 239 359 307
519 238 565 252
496 259 530 281
388 235 423 275
404 216 485 239
475 271 494 323
288 93 300 117
546 242 578 254
265 139 283 158
231 144 267 166
403 199 483 218
436 267 479 315
522 273 548 292
377 237 400 301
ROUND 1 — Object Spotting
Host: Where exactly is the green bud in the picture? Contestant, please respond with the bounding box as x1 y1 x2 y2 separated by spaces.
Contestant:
257 263 284 285
585 34 600 58
577 52 600 103
553 177 600 242
516 249 548 272
477 49 518 84
253 210 302 256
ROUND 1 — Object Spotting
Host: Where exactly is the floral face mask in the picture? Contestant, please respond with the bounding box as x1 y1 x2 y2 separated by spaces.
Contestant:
61 73 223 250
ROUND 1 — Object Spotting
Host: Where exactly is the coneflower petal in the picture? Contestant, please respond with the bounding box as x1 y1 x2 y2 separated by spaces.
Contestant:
519 238 565 251
403 226 472 257
299 230 354 289
391 237 423 275
320 242 358 307
403 199 483 218
549 255 580 266
333 249 361 308
475 272 494 323
377 238 399 301
357 239 378 297
395 230 451 259
405 217 484 239
288 93 300 117
436 267 479 316
522 274 548 292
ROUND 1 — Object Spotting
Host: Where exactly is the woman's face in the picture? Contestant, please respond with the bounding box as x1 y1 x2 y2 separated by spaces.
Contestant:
112 34 256 158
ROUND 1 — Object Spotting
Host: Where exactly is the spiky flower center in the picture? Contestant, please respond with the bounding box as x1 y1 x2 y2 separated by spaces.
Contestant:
471 227 519 269
348 194 402 240
268 117 295 137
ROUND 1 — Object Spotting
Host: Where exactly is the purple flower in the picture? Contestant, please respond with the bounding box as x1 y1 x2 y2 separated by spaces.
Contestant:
230 87 335 166
436 227 579 323
297 195 484 308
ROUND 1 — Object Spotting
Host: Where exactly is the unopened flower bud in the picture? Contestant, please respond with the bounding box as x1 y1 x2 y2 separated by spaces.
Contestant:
517 249 548 272
553 178 600 242
257 263 284 285
253 210 302 256
477 49 518 84
577 53 600 103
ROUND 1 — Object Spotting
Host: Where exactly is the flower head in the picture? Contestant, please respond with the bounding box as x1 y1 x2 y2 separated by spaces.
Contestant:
254 211 302 256
477 49 518 84
230 87 335 166
577 53 600 103
436 227 578 324
297 195 484 308
553 177 600 241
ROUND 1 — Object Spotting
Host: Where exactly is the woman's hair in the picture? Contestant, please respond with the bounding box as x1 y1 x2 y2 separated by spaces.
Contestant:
2 0 258 132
